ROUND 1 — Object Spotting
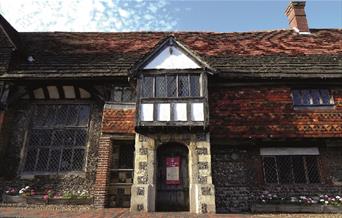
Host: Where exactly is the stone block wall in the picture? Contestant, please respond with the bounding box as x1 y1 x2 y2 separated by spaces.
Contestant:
212 143 342 213
130 133 216 213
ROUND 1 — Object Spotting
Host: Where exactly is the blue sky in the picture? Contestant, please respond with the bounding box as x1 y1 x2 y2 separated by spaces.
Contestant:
0 0 341 32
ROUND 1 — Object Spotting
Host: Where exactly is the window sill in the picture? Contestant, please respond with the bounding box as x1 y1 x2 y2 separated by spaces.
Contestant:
293 105 336 111
20 171 86 179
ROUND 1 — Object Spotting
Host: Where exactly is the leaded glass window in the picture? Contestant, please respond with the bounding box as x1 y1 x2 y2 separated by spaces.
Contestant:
111 86 135 102
262 155 320 184
23 104 90 173
141 74 201 98
292 89 334 106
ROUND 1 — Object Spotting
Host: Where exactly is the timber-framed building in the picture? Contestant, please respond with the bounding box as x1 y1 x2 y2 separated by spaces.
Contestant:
0 1 342 213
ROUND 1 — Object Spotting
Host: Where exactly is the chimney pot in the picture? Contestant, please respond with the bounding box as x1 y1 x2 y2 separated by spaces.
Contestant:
285 1 310 33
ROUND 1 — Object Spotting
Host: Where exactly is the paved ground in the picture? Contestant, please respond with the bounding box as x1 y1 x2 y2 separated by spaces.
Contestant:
0 206 342 218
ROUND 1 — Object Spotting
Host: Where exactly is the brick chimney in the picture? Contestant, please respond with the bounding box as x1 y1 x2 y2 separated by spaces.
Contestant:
285 1 310 33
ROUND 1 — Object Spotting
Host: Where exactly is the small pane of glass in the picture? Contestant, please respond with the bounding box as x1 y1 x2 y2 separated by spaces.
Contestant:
73 149 85 170
277 156 292 183
122 88 133 102
155 76 167 97
320 89 332 105
292 90 302 105
263 157 278 183
75 129 87 146
55 105 68 126
66 105 78 126
167 75 177 97
113 87 123 102
306 156 320 183
178 76 189 97
24 149 37 171
292 156 306 183
302 90 311 105
142 76 154 98
190 75 201 97
78 105 91 126
36 148 49 171
311 89 321 105
60 149 72 171
48 149 61 172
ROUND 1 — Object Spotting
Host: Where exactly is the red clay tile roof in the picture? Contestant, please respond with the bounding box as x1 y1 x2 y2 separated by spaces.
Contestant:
1 29 342 79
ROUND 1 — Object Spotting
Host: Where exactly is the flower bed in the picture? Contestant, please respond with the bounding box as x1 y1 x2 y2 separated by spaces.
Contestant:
251 203 342 213
2 186 93 206
251 192 342 213
2 194 93 205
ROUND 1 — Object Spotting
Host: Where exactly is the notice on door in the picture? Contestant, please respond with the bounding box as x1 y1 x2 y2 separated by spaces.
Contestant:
166 157 180 185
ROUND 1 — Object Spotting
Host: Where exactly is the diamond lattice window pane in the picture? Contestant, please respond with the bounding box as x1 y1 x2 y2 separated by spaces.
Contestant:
60 149 72 171
113 87 123 102
292 156 306 183
33 105 47 127
277 156 292 183
122 88 133 102
301 90 311 105
306 156 320 183
190 75 200 97
66 105 78 126
48 149 61 172
263 157 278 183
24 148 37 172
72 149 85 170
156 76 167 97
167 75 177 97
36 148 49 171
78 105 90 127
320 89 332 105
25 104 89 173
75 129 87 146
178 76 189 97
64 129 76 146
311 89 321 105
45 106 56 126
142 76 154 98
55 105 68 126
292 90 302 105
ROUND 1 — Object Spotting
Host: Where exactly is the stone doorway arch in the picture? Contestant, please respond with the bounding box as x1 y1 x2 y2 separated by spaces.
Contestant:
156 142 189 211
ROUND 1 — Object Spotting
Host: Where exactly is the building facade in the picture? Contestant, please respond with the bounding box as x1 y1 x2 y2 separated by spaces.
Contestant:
0 1 342 213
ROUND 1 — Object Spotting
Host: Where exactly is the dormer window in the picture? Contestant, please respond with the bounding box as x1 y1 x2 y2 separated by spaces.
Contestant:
133 36 211 129
141 74 201 98
139 72 206 124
